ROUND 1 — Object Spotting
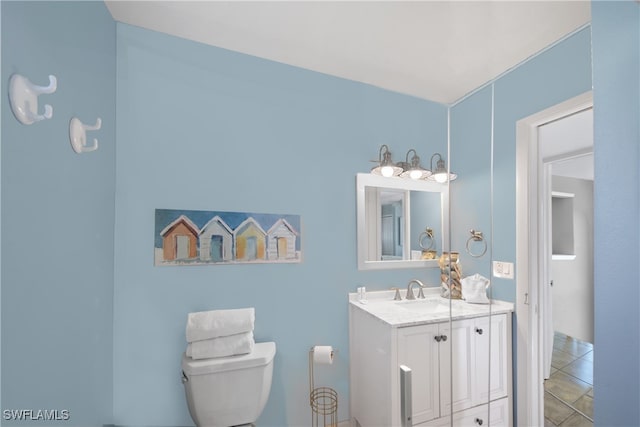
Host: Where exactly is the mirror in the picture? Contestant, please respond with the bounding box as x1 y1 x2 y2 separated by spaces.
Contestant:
356 173 449 270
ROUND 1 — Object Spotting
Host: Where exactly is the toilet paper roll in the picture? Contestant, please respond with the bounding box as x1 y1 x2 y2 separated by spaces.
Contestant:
312 345 334 365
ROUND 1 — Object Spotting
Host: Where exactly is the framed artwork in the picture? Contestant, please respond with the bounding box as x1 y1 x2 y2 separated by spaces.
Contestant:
154 208 301 266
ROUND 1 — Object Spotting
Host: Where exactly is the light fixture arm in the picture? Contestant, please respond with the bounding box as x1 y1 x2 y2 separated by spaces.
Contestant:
406 149 418 165
430 153 445 172
379 144 393 166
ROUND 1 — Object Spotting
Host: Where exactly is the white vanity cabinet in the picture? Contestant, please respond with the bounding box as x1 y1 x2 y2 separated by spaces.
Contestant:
399 315 511 426
349 294 513 427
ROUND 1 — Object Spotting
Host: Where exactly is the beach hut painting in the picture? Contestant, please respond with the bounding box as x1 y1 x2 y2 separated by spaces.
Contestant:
267 218 299 261
234 217 267 261
160 215 199 261
154 209 301 266
199 215 234 262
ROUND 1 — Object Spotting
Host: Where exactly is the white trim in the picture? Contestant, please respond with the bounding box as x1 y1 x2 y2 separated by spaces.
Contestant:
515 91 593 427
552 254 577 261
551 191 575 199
544 147 593 164
542 162 554 381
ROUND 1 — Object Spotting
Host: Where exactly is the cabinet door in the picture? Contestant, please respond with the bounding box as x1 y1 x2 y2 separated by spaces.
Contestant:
475 314 509 403
398 323 441 424
439 318 476 415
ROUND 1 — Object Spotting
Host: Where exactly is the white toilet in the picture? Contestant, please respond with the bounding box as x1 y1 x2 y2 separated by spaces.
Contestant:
181 341 276 427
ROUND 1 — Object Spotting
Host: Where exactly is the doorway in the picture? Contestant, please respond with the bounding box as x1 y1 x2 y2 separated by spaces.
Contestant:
539 113 594 425
514 91 593 427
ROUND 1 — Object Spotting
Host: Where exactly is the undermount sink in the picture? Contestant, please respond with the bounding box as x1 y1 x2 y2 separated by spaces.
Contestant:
395 298 456 314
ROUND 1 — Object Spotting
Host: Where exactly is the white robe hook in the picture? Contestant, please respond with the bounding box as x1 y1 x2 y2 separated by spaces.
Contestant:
69 117 101 154
8 74 57 125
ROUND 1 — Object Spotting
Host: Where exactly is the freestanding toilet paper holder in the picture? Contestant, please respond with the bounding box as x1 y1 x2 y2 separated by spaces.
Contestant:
309 346 338 427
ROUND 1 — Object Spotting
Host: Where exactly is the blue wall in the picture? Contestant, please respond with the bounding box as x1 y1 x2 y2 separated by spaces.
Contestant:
592 1 640 425
450 86 493 280
450 27 593 302
1 1 116 425
3 2 639 426
112 24 446 426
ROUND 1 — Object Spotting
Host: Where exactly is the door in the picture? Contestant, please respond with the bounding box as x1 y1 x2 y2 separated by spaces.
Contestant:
245 236 257 260
440 319 475 415
210 235 223 262
397 323 441 424
175 235 190 259
475 314 509 402
277 237 287 259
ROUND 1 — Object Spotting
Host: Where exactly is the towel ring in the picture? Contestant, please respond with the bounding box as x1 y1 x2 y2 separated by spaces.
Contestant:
465 229 487 258
418 227 435 250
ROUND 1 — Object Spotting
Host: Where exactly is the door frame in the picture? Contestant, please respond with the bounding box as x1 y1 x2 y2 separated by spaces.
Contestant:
515 90 593 426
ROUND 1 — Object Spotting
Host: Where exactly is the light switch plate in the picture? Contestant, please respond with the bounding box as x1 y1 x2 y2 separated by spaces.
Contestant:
493 261 514 279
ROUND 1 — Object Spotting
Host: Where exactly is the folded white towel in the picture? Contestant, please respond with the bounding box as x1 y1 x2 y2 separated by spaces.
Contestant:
186 308 255 342
186 331 255 360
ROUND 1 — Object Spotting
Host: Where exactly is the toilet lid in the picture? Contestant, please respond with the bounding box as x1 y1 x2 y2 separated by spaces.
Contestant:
182 341 276 376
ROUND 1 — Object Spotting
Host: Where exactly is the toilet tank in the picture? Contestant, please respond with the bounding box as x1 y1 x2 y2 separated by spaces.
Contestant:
182 342 276 427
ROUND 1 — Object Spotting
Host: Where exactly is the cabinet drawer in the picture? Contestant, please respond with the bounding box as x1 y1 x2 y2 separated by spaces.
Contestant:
420 397 510 427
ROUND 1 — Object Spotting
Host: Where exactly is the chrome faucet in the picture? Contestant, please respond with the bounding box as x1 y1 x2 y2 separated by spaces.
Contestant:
406 279 427 300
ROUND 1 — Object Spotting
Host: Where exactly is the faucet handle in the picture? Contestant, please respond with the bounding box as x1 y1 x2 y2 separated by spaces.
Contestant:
417 287 426 299
391 287 402 301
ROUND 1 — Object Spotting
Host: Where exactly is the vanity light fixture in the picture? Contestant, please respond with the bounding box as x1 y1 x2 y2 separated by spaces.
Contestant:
399 149 431 180
371 144 403 177
426 153 457 183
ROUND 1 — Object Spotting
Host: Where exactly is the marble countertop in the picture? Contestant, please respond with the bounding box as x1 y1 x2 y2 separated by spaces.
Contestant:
349 287 514 328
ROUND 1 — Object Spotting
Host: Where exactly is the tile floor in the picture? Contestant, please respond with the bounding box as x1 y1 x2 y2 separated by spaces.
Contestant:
544 331 594 427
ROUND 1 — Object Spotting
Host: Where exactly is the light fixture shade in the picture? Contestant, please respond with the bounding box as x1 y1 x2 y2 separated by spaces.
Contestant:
399 149 431 180
371 145 403 177
426 153 457 183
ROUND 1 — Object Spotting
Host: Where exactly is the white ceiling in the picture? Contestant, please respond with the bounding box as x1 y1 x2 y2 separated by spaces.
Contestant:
105 1 594 180
104 1 591 105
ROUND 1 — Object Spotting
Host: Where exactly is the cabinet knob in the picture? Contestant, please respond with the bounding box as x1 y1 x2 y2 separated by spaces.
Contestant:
475 418 484 425
434 334 447 342
475 327 484 335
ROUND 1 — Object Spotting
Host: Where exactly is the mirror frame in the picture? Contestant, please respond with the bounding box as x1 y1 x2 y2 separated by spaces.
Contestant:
356 173 449 270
